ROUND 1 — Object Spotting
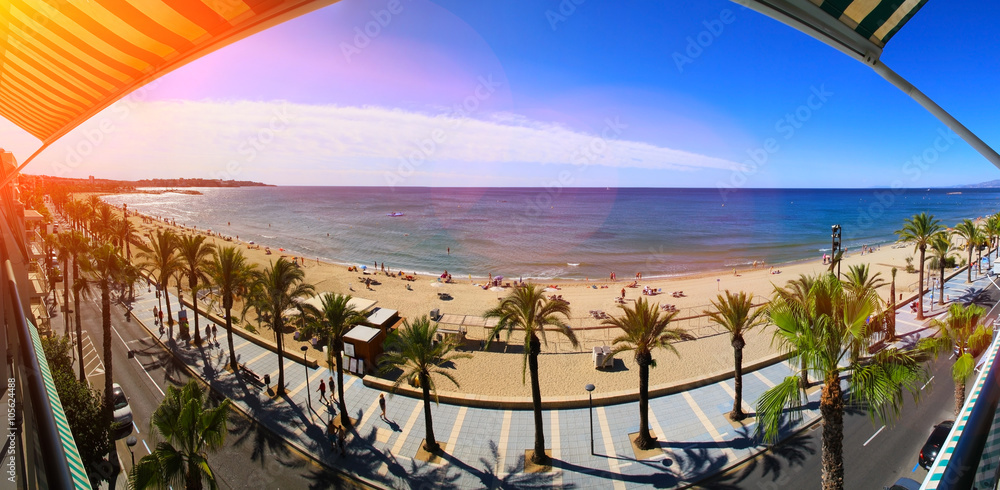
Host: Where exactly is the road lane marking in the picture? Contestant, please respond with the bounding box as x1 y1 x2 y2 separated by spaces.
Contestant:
863 425 885 446
922 375 935 390
132 421 140 434
113 326 166 397
142 439 151 455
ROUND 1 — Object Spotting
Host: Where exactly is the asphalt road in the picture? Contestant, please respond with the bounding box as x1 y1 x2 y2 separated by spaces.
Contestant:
66 285 361 489
697 285 1000 490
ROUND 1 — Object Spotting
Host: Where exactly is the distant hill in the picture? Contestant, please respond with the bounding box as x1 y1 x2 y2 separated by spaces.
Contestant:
960 179 1000 188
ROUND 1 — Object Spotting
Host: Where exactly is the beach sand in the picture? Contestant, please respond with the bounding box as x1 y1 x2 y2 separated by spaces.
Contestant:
115 202 962 398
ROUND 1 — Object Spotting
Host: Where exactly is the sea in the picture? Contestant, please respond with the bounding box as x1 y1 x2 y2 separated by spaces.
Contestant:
101 187 1000 281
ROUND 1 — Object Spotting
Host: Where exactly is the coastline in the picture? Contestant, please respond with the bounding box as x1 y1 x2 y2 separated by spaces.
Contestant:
89 193 975 398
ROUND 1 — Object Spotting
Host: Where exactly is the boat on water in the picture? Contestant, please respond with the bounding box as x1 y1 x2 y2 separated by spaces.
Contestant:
387 212 404 217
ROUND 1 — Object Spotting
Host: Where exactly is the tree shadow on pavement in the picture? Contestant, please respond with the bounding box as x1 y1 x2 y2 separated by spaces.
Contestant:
692 431 816 489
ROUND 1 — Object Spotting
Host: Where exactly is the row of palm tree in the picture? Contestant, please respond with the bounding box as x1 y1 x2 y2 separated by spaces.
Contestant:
897 212 1000 319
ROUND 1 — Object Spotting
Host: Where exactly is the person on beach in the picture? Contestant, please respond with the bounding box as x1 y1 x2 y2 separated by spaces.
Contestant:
379 393 387 420
621 288 626 300
318 379 326 402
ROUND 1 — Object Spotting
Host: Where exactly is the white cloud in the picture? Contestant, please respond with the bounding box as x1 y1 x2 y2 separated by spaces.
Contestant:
19 99 742 183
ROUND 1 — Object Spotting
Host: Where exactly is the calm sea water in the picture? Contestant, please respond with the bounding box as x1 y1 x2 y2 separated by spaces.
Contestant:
101 187 1000 280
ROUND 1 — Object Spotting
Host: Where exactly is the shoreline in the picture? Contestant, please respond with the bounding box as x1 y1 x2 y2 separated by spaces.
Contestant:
82 194 981 398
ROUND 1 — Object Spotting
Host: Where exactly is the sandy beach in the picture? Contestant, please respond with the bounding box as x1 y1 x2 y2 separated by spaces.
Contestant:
107 198 967 398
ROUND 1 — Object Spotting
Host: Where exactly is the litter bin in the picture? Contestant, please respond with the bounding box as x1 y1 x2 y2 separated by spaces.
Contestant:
263 374 271 385
430 308 440 321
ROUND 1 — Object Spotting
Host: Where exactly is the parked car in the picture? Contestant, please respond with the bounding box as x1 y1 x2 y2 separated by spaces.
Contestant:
111 383 133 438
886 477 921 490
919 420 954 470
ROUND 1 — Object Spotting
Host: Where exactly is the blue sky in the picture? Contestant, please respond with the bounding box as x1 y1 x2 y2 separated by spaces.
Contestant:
3 0 1000 188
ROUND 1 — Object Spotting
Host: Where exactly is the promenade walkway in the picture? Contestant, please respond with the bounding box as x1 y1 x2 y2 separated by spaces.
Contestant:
124 265 996 489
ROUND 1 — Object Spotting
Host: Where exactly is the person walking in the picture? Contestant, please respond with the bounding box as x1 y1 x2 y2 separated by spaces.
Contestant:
318 379 326 402
621 288 626 300
153 306 159 325
328 376 336 403
379 393 387 419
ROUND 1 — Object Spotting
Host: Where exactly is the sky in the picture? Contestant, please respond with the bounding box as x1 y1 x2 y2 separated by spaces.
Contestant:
3 0 1000 188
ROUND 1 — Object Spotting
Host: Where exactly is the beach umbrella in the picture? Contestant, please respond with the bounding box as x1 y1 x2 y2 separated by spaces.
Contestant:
361 265 366 270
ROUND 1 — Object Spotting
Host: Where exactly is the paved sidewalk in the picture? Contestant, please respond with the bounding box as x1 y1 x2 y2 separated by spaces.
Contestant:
124 265 996 489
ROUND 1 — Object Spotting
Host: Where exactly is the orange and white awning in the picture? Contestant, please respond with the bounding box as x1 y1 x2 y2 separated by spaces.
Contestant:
0 0 337 145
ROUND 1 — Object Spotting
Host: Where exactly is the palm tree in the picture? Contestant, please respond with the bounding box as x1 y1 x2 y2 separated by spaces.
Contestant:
130 380 231 490
64 231 92 382
54 232 73 337
379 316 470 454
927 234 956 305
177 235 215 345
116 213 139 261
984 214 1000 259
248 258 314 395
206 246 257 372
843 264 887 297
484 284 578 465
90 243 126 435
311 292 366 429
953 219 983 283
704 291 766 422
896 212 943 320
921 303 992 416
137 230 182 339
772 275 818 388
602 298 684 449
758 273 927 490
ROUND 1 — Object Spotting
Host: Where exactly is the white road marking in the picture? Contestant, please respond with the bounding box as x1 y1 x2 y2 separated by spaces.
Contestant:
922 376 936 391
113 325 166 397
863 425 885 446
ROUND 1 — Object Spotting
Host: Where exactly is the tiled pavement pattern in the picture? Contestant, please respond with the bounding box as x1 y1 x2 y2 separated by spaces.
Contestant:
124 267 991 489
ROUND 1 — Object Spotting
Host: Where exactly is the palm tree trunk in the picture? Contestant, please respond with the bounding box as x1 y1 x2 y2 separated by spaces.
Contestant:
636 352 654 449
528 335 548 465
955 379 966 417
800 358 809 389
820 370 844 490
62 255 70 337
101 280 114 440
939 265 946 305
732 338 746 421
73 261 85 383
917 247 926 320
191 277 201 344
226 306 237 371
162 279 174 339
968 248 973 283
420 372 438 453
335 339 350 429
275 318 286 394
186 465 203 490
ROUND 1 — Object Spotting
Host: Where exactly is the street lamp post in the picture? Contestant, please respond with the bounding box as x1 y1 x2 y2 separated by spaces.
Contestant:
301 345 311 411
126 435 137 468
585 383 595 455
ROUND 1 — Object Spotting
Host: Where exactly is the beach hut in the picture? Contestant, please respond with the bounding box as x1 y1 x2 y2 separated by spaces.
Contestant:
365 307 401 334
342 325 385 375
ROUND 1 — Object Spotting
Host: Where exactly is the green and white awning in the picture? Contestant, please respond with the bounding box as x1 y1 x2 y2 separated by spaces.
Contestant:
811 0 929 48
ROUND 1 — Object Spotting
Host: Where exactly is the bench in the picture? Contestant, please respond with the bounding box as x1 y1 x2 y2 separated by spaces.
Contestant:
240 363 263 385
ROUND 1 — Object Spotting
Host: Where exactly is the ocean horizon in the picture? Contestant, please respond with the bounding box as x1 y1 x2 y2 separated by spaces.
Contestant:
101 186 1000 281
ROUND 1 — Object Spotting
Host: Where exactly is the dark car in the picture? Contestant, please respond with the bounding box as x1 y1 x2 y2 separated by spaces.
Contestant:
919 420 954 470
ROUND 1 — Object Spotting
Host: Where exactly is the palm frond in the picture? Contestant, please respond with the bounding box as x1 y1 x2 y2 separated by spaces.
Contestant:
755 376 803 444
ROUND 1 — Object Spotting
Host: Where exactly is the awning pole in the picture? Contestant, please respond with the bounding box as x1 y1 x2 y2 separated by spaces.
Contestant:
0 141 51 189
871 61 1000 170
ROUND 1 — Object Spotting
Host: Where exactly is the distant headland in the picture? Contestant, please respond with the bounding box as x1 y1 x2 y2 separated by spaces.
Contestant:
20 174 273 195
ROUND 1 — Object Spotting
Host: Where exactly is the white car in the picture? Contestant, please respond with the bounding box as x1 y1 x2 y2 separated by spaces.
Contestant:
111 383 133 437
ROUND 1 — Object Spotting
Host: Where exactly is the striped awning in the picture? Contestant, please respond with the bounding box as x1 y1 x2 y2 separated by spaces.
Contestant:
0 0 338 144
812 0 929 48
